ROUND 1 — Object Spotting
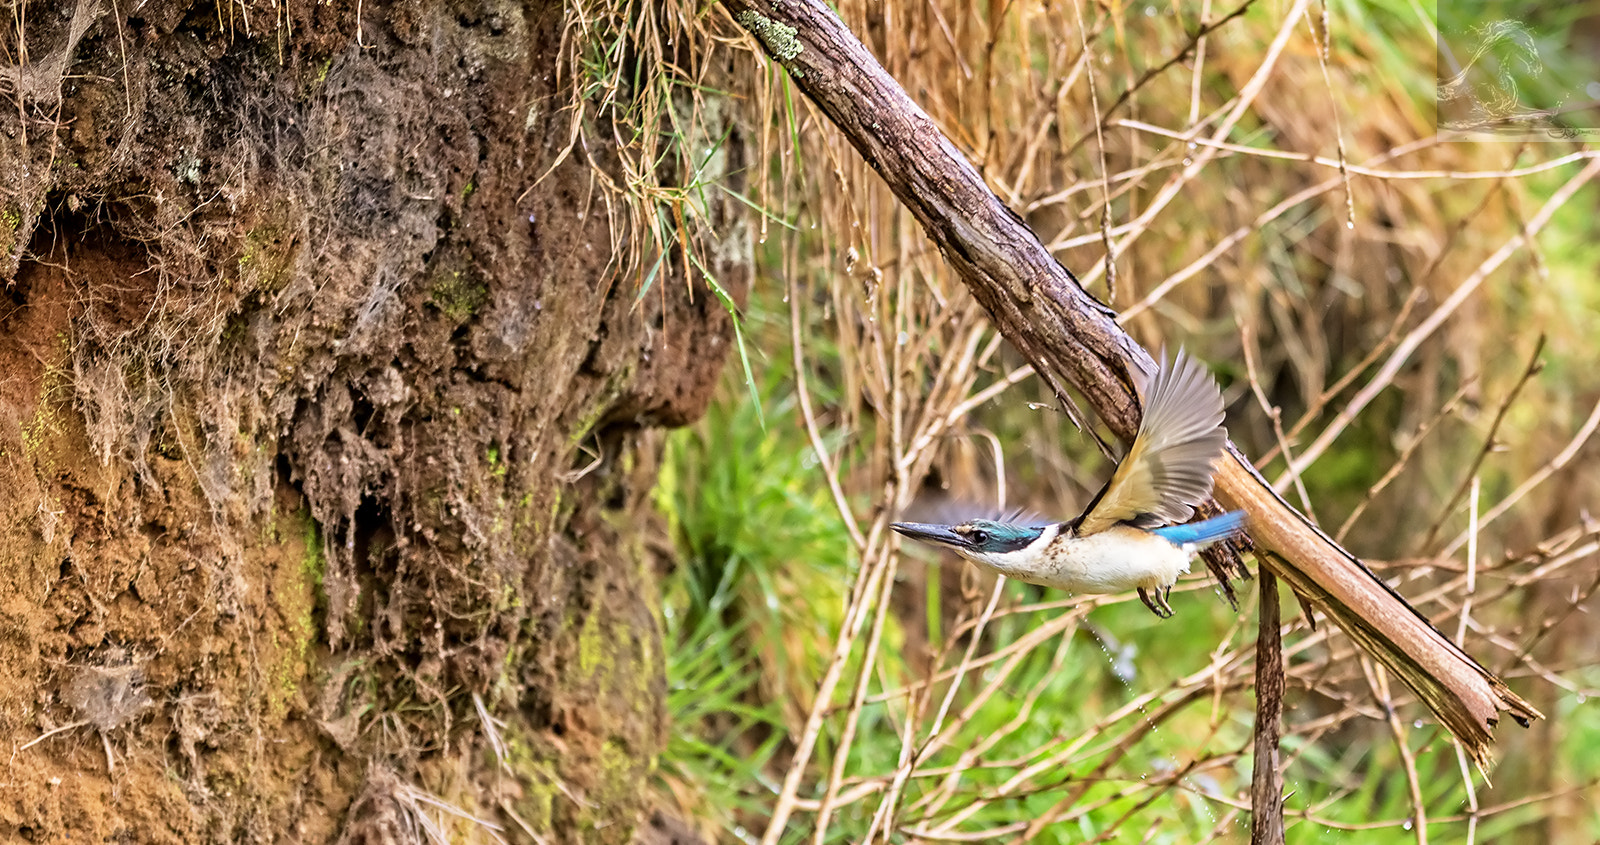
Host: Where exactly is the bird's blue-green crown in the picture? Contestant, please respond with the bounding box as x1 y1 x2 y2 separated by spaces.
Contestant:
962 520 1046 551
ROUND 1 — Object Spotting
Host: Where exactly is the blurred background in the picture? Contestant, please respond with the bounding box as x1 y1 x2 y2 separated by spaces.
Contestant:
644 0 1600 840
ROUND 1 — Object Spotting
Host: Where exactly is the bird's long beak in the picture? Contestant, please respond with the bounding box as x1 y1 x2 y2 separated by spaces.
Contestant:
891 522 965 547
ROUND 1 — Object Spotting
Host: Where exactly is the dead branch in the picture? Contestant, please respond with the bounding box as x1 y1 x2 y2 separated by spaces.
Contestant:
1251 572 1285 845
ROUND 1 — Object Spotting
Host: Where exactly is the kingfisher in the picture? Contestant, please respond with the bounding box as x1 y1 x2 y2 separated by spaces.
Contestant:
892 349 1247 617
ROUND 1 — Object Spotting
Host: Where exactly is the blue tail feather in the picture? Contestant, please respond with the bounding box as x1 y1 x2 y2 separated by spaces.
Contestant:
1152 511 1247 547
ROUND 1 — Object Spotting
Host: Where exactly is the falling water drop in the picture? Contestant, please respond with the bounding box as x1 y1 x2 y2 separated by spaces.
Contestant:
1086 622 1219 826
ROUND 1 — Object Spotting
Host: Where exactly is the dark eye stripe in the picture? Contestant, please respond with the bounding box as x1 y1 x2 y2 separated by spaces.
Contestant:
991 534 1037 553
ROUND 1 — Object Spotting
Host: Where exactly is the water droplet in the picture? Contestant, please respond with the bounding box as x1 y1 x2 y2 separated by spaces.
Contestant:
1144 5 1155 15
1413 719 1424 729
897 331 909 346
1403 819 1413 831
1577 693 1588 704
1347 220 1355 229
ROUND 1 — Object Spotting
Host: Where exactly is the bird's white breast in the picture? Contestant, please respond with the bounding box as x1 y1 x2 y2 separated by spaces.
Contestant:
967 525 1191 594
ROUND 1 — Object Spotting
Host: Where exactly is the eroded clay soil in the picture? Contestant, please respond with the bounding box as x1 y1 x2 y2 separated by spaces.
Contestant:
0 0 747 841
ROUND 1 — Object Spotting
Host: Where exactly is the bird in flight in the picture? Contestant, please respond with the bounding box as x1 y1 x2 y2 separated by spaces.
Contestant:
892 349 1246 617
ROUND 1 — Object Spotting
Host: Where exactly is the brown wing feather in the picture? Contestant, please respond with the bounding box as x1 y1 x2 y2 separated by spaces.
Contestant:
1075 349 1228 535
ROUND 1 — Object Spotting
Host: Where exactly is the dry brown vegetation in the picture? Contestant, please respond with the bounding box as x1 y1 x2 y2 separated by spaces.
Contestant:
654 0 1600 842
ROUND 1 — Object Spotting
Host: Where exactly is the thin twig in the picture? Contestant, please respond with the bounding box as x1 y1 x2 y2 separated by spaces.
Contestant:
1365 662 1430 843
1286 157 1600 480
1420 336 1545 551
1440 397 1600 559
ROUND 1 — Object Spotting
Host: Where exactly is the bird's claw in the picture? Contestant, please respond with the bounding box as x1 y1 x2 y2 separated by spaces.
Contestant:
1138 586 1175 619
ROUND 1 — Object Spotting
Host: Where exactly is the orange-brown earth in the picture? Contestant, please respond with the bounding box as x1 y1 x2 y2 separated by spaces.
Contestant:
0 1 746 840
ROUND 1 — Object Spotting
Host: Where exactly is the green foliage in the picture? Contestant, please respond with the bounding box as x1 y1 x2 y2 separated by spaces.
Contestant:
655 363 860 835
658 564 787 831
665 381 854 626
428 269 488 323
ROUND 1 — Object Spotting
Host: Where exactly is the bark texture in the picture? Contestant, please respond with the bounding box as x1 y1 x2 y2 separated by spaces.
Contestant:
1251 571 1286 845
0 1 746 841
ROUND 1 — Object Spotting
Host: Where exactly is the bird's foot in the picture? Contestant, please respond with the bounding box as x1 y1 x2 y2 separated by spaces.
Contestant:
1138 586 1174 619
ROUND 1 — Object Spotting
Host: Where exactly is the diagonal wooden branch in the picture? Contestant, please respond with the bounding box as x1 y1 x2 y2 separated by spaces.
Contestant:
725 0 1540 788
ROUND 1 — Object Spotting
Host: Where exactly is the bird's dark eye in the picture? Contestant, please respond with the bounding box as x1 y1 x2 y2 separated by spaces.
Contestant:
969 529 989 545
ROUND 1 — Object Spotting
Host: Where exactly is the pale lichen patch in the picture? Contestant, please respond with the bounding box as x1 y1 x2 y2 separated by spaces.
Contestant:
736 11 805 75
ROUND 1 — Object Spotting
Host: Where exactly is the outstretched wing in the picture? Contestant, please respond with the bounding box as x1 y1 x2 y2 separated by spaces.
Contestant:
1074 349 1228 535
